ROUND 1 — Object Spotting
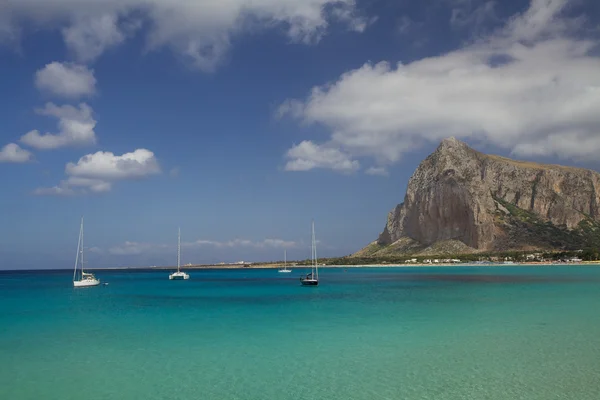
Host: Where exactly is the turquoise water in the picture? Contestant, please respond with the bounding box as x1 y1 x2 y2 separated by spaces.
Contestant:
2 266 600 399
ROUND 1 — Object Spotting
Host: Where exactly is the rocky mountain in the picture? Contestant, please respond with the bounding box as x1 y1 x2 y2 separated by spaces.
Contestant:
357 137 600 257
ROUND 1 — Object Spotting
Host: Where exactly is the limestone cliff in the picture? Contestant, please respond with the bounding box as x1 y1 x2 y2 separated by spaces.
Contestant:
361 137 600 256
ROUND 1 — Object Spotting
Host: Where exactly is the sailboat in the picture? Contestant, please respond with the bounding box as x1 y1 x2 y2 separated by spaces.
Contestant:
169 227 189 280
73 217 100 288
300 220 319 286
278 250 291 273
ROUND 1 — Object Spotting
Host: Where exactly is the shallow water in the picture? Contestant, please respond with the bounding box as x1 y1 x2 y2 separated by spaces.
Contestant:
2 266 600 399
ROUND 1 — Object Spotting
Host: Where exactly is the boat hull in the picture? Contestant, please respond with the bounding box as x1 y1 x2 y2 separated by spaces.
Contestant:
278 270 292 273
169 272 189 280
73 279 100 287
300 279 319 286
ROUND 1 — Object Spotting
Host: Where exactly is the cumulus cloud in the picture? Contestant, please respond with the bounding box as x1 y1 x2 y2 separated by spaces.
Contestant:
278 0 600 170
3 0 367 71
65 148 161 179
284 140 359 172
62 13 128 62
329 2 375 34
0 143 33 163
35 62 96 97
33 148 161 195
20 103 96 150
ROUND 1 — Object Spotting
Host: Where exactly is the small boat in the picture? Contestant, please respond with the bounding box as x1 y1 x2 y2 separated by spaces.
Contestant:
73 217 100 288
278 250 292 273
300 220 319 286
169 227 189 280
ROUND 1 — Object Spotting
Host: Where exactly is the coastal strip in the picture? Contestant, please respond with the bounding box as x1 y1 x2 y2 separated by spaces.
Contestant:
87 260 600 271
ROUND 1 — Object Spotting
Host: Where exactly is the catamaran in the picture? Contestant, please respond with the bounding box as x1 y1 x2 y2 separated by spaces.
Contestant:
73 217 100 288
300 220 319 286
169 227 189 280
278 250 291 273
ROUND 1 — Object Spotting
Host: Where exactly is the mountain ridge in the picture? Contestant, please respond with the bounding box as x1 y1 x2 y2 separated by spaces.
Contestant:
356 138 600 257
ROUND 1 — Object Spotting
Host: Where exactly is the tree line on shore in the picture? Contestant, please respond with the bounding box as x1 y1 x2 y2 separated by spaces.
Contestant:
315 248 600 265
261 248 600 266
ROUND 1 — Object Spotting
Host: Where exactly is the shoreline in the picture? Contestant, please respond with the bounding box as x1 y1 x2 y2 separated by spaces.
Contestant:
5 262 600 272
85 261 600 271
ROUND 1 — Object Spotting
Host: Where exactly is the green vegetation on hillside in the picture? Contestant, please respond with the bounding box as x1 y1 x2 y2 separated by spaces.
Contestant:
494 196 600 250
353 241 386 257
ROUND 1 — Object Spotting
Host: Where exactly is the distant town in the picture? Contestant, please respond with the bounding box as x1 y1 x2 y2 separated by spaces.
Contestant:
130 250 597 271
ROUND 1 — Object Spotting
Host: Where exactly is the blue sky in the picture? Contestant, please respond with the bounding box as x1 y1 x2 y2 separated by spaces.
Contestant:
1 0 599 269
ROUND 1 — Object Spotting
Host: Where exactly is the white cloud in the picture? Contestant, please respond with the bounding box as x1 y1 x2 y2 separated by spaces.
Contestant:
450 1 498 33
34 148 160 195
88 246 104 254
365 166 389 176
65 148 161 180
0 5 18 45
499 0 574 43
329 3 375 34
62 13 127 62
0 143 33 163
3 0 367 71
32 177 109 196
109 241 168 255
284 140 359 172
511 132 600 161
278 0 600 168
108 237 296 256
20 103 96 150
262 239 298 248
35 62 96 97
187 238 297 249
32 185 76 196
64 176 112 192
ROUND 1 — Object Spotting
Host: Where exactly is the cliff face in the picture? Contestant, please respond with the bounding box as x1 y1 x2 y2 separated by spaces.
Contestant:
369 137 600 255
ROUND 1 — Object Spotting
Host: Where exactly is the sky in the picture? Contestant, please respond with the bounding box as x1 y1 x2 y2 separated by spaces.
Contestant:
1 0 600 269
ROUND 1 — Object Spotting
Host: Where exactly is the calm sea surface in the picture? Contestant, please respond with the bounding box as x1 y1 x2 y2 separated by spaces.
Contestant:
2 266 600 399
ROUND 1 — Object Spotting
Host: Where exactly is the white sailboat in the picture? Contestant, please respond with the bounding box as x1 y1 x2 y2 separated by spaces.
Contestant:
278 250 292 273
169 227 189 280
73 217 100 288
300 220 319 286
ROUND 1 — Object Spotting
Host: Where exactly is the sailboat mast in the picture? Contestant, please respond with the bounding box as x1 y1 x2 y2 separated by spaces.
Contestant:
73 218 82 282
80 217 85 274
310 220 315 276
177 227 181 273
310 222 313 275
312 220 318 279
284 249 287 269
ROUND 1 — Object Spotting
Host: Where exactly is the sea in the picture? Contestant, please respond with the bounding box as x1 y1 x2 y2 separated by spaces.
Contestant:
1 266 600 400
